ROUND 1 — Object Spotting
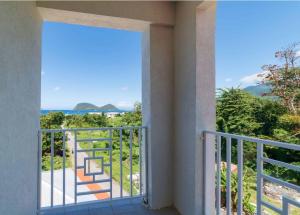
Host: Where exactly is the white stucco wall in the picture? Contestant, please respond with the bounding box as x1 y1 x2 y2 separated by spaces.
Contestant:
0 2 42 215
174 2 216 215
196 3 217 215
37 1 175 27
142 24 174 209
0 1 216 214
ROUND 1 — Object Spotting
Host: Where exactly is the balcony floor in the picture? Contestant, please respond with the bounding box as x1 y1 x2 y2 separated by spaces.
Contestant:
41 200 180 215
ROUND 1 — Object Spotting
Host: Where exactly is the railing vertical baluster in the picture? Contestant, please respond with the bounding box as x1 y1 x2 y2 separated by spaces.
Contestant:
92 130 95 182
88 131 91 176
74 131 77 204
50 132 54 207
138 127 142 195
256 142 263 215
282 197 289 215
62 131 66 206
216 135 221 215
226 137 231 214
37 131 42 212
130 128 133 197
120 128 123 198
109 129 113 199
145 127 149 203
237 139 243 215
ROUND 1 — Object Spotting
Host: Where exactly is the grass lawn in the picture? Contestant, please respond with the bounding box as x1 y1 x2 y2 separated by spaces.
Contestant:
249 187 300 215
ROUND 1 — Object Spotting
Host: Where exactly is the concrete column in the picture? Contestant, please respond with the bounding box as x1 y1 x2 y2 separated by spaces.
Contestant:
174 2 216 215
142 24 174 209
0 2 42 215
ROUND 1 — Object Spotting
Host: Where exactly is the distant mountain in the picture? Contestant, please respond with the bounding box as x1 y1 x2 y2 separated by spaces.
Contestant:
73 103 99 110
244 84 271 97
97 104 118 111
73 103 119 111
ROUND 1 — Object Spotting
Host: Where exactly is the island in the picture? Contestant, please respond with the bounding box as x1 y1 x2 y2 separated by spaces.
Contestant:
73 103 119 111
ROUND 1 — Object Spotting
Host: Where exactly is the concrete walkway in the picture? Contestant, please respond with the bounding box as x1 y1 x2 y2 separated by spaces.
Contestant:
42 168 96 207
41 131 129 207
66 131 128 199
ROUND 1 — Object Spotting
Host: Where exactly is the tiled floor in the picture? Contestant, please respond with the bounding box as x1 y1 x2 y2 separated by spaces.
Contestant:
42 200 180 215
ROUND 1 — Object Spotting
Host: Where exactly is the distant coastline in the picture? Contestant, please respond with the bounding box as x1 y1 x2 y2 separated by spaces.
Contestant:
40 109 131 115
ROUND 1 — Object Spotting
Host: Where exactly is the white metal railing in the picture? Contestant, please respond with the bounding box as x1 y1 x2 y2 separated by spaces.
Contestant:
204 131 300 215
37 126 147 213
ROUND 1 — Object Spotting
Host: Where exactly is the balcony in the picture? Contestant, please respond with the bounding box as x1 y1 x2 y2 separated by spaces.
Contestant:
38 126 179 215
1 1 299 215
37 127 300 215
204 131 300 215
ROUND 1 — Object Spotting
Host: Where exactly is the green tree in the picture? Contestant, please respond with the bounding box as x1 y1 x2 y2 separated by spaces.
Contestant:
217 88 261 135
260 43 300 114
40 112 65 129
120 102 142 126
254 99 287 136
40 112 69 170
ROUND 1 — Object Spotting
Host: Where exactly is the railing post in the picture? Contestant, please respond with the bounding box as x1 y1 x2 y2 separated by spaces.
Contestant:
143 127 149 205
203 131 216 215
50 132 54 207
282 197 289 215
256 142 263 215
237 139 243 215
37 131 42 214
138 127 142 196
119 128 123 198
74 131 77 204
216 135 221 215
109 128 113 200
226 137 232 215
62 131 66 206
129 128 133 197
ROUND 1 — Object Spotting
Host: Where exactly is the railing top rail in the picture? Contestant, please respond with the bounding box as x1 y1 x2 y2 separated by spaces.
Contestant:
204 130 300 151
39 126 147 133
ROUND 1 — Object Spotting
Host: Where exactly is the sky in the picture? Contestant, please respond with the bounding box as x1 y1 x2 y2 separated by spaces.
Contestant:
42 23 142 109
216 1 300 89
42 1 300 109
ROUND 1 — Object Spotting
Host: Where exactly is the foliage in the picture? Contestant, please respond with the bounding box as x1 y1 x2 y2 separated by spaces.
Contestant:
40 112 69 170
40 112 65 155
278 114 300 136
260 43 300 114
40 112 65 129
119 102 142 126
42 155 71 171
65 113 107 128
217 87 300 185
217 88 261 135
254 99 287 136
220 166 255 214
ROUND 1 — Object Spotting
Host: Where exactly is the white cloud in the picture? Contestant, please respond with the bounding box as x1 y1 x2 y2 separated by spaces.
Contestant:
41 70 45 76
53 86 61 92
240 71 269 86
121 86 128 91
296 50 300 57
225 78 232 82
117 101 133 109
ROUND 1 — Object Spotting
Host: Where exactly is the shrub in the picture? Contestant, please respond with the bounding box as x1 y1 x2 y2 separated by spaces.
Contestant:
220 166 255 215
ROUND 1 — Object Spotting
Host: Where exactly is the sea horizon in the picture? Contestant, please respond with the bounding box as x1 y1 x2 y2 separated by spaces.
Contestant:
40 109 132 115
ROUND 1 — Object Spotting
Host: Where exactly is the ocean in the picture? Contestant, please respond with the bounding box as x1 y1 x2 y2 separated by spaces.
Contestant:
40 109 130 115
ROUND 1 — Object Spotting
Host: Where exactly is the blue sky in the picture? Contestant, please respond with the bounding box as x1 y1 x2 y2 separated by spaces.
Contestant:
42 1 300 109
216 1 300 89
42 23 142 109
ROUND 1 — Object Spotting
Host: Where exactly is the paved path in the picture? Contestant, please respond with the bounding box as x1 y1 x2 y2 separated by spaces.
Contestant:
42 168 96 207
66 131 129 200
